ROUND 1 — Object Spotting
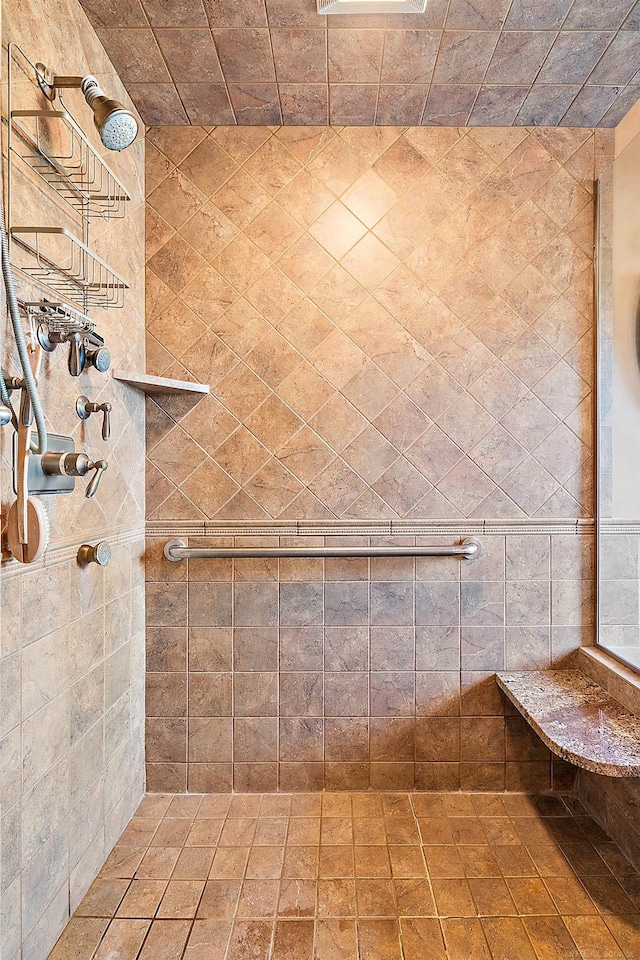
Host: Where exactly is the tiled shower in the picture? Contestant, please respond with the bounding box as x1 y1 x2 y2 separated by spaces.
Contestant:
3 0 640 958
142 124 599 797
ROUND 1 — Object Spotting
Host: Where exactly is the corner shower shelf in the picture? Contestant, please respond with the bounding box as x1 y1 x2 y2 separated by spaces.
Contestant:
497 671 640 778
10 226 128 309
11 108 130 219
113 371 210 395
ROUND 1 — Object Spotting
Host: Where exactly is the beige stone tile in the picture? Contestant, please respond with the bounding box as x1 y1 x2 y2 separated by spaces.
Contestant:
523 916 581 960
74 879 131 917
227 918 275 960
170 848 214 881
314 917 358 959
318 878 357 917
213 169 272 230
209 847 250 880
179 201 239 262
246 264 304 324
245 201 304 260
342 171 398 229
400 918 446 960
212 235 272 296
115 879 168 918
283 846 319 880
138 919 192 960
99 847 146 881
277 170 334 229
156 880 205 918
245 394 304 449
244 138 303 195
93 919 150 960
481 918 538 960
147 169 207 230
176 139 237 197
563 916 625 958
272 918 314 959
184 919 232 960
197 880 242 919
47 917 110 960
308 201 367 260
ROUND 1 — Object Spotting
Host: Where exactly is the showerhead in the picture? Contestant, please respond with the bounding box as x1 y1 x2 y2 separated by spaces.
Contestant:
81 77 138 152
35 64 139 152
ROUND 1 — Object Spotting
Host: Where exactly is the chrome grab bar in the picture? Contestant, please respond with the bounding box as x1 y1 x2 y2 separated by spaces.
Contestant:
163 538 482 563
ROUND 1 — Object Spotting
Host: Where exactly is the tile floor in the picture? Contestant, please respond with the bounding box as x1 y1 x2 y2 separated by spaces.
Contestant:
49 792 640 960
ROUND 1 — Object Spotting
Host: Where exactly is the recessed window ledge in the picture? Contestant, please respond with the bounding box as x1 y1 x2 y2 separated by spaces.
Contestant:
578 646 640 719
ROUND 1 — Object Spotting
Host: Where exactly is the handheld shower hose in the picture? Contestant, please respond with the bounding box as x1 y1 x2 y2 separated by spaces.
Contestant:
0 173 47 454
1 139 50 562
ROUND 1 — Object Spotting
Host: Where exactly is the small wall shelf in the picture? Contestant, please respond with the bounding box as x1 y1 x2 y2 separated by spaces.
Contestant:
113 371 210 396
497 670 640 778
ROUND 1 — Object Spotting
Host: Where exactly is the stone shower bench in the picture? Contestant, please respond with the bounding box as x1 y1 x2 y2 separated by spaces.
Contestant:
496 670 640 778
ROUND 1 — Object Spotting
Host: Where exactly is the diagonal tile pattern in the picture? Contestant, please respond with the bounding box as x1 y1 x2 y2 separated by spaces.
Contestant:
80 0 640 126
145 124 609 523
48 791 640 960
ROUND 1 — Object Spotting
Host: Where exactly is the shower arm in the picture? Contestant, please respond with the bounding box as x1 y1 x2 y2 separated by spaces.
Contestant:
35 67 88 100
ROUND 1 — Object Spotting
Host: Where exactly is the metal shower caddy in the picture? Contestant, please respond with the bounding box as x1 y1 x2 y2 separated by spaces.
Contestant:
6 43 130 314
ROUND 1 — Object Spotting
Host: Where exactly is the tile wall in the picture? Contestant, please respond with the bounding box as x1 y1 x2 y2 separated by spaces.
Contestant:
579 769 640 874
144 123 613 794
576 648 640 869
0 0 146 956
145 125 607 524
145 529 592 794
0 541 146 960
78 0 640 128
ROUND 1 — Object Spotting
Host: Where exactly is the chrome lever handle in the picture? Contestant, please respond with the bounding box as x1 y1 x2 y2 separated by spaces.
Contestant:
85 459 108 498
76 396 112 440
99 403 111 441
68 333 85 377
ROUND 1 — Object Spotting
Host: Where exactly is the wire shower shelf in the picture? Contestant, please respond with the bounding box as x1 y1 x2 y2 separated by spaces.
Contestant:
22 299 96 334
7 43 132 312
11 109 130 219
11 226 129 309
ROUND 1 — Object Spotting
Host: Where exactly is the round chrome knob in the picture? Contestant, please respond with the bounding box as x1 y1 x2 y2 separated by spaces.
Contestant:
0 405 12 427
77 540 111 567
88 347 111 373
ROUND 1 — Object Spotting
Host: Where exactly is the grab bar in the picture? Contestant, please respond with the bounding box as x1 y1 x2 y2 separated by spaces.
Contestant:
163 537 482 562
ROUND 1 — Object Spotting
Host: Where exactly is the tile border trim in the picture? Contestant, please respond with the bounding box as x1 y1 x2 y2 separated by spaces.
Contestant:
1 521 146 579
146 518 595 538
600 522 640 534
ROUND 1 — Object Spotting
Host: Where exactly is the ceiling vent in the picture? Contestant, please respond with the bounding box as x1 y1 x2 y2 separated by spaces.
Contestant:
317 0 427 14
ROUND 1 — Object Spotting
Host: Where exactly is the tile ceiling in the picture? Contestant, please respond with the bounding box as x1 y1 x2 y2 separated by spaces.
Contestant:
80 0 640 126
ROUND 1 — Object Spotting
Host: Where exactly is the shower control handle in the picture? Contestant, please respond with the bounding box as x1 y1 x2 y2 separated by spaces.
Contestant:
76 395 112 440
68 333 85 377
36 327 85 375
85 460 108 498
41 451 108 497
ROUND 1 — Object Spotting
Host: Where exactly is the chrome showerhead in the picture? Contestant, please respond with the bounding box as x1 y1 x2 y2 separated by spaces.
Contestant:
36 64 139 152
81 77 138 152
